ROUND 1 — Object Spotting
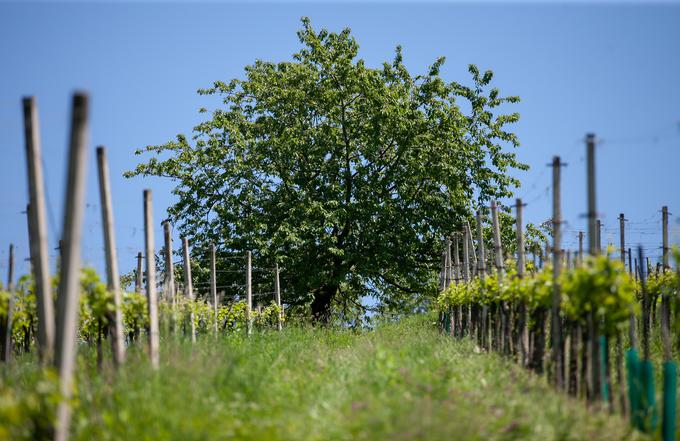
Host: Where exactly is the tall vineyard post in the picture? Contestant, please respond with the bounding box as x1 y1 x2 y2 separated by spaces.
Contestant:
586 133 602 403
210 244 218 336
163 221 175 307
551 156 564 390
54 93 89 441
144 190 160 369
2 243 15 362
95 146 125 367
246 250 252 336
275 263 282 331
182 237 196 343
22 96 55 364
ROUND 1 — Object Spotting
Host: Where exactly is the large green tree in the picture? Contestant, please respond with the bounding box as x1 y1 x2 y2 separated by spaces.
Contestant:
126 18 527 323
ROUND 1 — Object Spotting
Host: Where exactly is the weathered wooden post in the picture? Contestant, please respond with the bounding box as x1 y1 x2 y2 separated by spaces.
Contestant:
182 237 196 343
135 252 143 293
22 97 55 364
96 146 125 366
210 244 218 336
578 231 584 266
476 210 487 349
515 199 528 365
246 250 252 335
466 220 478 276
163 221 175 306
551 156 564 389
1 244 15 362
453 235 462 336
54 92 89 441
491 201 506 353
660 206 672 361
143 190 160 369
275 263 282 331
586 133 601 403
462 227 472 336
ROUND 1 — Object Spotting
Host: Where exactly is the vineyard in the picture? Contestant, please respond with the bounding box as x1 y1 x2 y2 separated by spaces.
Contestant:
1 12 678 441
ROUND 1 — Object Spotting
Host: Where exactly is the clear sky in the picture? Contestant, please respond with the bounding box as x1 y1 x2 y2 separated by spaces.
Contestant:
0 1 679 281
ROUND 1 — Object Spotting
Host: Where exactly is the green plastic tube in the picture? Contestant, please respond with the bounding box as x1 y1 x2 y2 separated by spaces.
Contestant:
662 361 677 441
600 336 609 402
627 349 641 429
640 359 658 433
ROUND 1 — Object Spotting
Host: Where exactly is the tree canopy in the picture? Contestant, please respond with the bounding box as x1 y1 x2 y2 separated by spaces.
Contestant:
126 18 527 323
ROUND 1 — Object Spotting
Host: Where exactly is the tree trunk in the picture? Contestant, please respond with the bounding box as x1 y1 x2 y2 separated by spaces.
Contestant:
311 285 336 325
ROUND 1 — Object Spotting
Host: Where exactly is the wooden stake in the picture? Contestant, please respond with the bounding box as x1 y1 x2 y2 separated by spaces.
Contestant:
586 133 601 402
95 146 125 366
246 250 252 335
660 206 672 361
619 214 626 266
182 237 196 343
210 244 218 336
516 199 525 277
135 252 143 293
462 228 471 283
551 156 564 390
491 201 504 279
163 221 175 306
578 231 584 266
275 263 282 331
476 210 487 349
143 190 160 369
2 244 15 362
54 92 89 441
22 96 55 364
466 220 478 276
453 235 461 284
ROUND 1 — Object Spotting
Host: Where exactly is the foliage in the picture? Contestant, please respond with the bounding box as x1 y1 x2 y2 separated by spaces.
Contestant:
438 255 640 337
561 256 636 336
124 18 527 322
0 316 637 441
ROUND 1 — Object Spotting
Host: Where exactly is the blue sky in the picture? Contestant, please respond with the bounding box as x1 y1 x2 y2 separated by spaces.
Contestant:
0 2 679 281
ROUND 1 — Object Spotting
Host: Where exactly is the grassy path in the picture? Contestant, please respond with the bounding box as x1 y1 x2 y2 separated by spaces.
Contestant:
2 315 644 440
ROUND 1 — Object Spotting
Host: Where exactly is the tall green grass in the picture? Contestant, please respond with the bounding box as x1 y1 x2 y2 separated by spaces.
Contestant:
1 315 644 440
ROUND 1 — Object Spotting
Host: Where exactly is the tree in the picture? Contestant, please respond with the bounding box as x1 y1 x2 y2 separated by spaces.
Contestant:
126 18 527 323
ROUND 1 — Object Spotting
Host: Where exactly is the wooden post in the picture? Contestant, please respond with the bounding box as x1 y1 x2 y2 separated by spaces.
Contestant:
462 228 471 282
491 200 506 353
586 133 601 402
628 248 633 275
22 96 55 364
275 263 282 331
182 237 196 343
95 146 125 366
660 206 672 361
597 219 603 254
135 252 143 293
619 214 626 266
54 92 89 441
515 199 528 365
143 190 160 369
163 221 175 306
445 238 452 288
476 210 487 349
210 244 218 336
578 231 584 266
516 199 525 278
466 220 478 276
246 250 252 335
551 156 564 390
453 235 461 284
2 244 15 362
491 201 504 278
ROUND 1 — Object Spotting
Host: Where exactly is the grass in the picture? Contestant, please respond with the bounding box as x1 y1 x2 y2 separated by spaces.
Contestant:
0 314 645 441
